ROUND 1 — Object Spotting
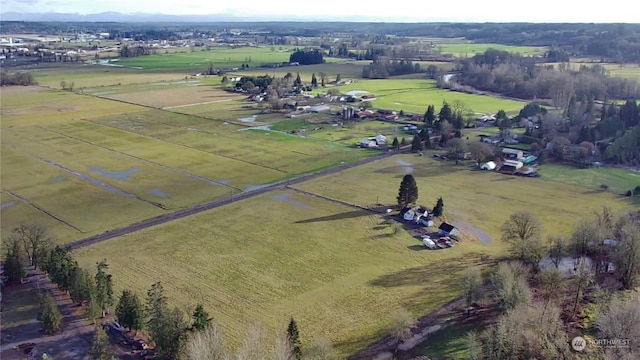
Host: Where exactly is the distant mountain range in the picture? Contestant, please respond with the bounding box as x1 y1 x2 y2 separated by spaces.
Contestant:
0 11 432 23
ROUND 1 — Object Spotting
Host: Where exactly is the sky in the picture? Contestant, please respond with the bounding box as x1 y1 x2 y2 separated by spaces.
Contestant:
2 0 639 22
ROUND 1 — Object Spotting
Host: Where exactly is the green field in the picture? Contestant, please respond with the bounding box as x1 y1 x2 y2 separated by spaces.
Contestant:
434 43 548 57
547 62 640 81
294 154 633 238
74 189 496 357
537 163 640 196
334 79 527 115
117 46 296 72
0 87 374 243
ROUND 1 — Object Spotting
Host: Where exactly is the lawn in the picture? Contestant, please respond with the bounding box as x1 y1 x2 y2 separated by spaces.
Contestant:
537 163 640 195
294 154 633 239
434 43 548 57
74 189 495 357
0 283 41 330
334 79 528 115
116 46 296 72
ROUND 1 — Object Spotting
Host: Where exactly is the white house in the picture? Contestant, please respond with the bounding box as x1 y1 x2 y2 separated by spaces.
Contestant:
502 148 524 160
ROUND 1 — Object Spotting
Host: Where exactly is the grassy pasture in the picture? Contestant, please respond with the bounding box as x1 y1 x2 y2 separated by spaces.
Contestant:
547 62 640 81
434 43 548 57
99 84 244 109
117 46 295 72
31 65 191 89
1 125 234 210
89 110 373 174
537 163 640 196
0 89 145 128
294 154 632 238
334 79 527 114
270 119 412 145
74 189 496 356
0 145 164 237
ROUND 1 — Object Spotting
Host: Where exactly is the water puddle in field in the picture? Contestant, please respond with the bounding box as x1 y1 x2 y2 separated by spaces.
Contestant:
147 188 170 198
50 176 67 183
1 202 16 210
239 115 258 123
271 193 312 209
242 184 271 193
396 159 414 173
217 179 231 185
89 167 140 181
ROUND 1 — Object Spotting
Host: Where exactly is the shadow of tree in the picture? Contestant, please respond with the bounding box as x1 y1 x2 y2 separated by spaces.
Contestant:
295 209 373 223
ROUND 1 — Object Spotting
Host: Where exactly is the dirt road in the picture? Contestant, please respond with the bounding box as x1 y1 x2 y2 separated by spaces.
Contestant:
67 149 409 251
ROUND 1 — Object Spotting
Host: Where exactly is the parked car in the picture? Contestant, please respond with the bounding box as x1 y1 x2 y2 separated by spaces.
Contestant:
422 236 436 249
437 237 454 248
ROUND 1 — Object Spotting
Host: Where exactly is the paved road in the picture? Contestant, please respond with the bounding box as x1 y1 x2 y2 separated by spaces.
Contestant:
67 148 410 251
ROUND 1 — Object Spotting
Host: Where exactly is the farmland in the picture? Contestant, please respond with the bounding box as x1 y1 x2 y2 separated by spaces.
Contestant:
433 42 548 57
74 189 496 357
294 154 632 238
335 79 528 114
0 86 373 243
116 46 297 72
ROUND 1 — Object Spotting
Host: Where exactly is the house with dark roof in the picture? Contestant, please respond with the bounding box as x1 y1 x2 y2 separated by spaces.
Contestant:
438 222 461 239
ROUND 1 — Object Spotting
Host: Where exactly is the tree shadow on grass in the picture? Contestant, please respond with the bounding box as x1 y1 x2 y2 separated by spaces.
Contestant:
368 252 486 288
295 209 373 224
407 244 429 251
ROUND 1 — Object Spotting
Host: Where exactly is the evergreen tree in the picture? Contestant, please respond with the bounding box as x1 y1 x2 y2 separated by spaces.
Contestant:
294 72 302 87
600 103 607 121
95 260 114 318
439 102 452 122
46 246 76 293
4 237 26 283
311 73 318 88
147 282 188 360
423 131 432 149
90 325 114 360
397 174 419 207
191 304 212 331
287 317 302 360
116 289 145 334
453 113 464 130
400 137 407 146
336 74 342 82
424 105 436 126
411 135 424 152
391 137 399 149
70 265 95 306
433 197 444 217
38 292 63 333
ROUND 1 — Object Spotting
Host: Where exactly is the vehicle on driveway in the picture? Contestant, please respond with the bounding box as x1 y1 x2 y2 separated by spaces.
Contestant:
422 236 437 249
437 237 454 249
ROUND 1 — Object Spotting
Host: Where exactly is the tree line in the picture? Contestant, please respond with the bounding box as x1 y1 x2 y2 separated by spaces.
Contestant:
458 208 640 360
289 49 324 65
119 45 156 58
447 49 639 104
361 58 422 79
0 70 37 86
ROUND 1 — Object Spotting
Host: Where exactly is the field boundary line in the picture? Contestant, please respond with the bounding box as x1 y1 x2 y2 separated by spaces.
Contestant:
285 187 380 213
36 125 242 192
82 118 289 174
66 149 409 250
162 98 236 110
1 189 84 233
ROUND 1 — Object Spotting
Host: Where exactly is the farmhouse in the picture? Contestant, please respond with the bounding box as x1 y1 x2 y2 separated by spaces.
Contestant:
400 206 433 226
502 148 524 160
438 222 461 239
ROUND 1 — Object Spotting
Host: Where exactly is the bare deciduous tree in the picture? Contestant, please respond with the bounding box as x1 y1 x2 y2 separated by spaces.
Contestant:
303 337 338 360
491 262 532 312
596 293 640 360
501 212 544 268
272 332 295 360
185 323 229 360
468 142 494 163
390 308 414 358
10 224 53 269
548 235 569 268
236 325 267 360
615 221 640 289
460 268 484 316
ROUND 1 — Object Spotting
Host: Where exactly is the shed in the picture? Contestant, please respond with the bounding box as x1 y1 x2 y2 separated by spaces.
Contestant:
503 160 524 170
438 222 461 239
502 148 524 160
